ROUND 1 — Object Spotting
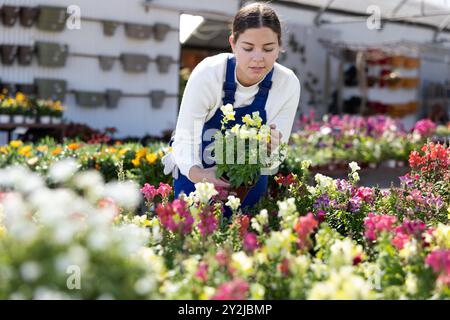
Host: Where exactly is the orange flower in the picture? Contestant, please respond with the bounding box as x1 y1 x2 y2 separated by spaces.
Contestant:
52 147 62 156
68 143 79 151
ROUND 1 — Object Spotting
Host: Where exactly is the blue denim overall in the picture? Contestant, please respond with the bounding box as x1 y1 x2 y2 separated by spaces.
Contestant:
173 55 273 217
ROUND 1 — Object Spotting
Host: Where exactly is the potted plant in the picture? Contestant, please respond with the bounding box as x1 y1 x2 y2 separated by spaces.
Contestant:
213 105 286 202
0 94 12 123
50 100 64 124
36 99 53 124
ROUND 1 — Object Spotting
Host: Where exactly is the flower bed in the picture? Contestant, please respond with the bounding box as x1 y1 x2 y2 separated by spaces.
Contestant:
0 141 448 299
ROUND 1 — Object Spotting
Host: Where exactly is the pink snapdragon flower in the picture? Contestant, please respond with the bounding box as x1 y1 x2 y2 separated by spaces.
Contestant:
140 183 158 201
157 182 173 199
243 232 258 252
364 212 397 242
155 199 193 235
198 205 218 237
212 278 249 300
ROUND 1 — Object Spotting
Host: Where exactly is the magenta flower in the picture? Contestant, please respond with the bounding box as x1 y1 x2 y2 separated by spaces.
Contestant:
155 199 194 235
212 278 249 300
426 249 450 286
413 119 437 137
198 205 218 237
157 182 173 199
364 212 397 242
215 249 229 267
195 262 209 283
140 183 158 201
243 232 258 252
391 219 426 250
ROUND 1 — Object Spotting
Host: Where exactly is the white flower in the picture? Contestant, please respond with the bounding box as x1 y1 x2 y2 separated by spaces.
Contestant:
20 261 42 282
48 158 79 183
277 198 298 228
351 172 360 182
314 173 336 191
231 252 253 275
265 230 294 259
320 127 332 136
250 283 265 300
349 161 360 172
220 104 235 122
329 238 363 269
104 180 140 210
225 195 241 211
194 182 218 204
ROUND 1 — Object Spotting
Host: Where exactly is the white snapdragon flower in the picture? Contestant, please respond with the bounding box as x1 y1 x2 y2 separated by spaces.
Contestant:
231 251 253 275
220 104 235 122
48 158 79 183
349 161 360 172
194 182 218 204
225 195 241 211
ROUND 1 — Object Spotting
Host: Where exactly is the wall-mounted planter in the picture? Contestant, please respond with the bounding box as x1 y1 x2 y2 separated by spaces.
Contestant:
20 6 39 27
153 23 171 41
37 6 67 32
36 42 68 67
16 83 36 95
105 89 122 108
35 78 67 101
155 55 173 73
1 45 18 65
1 5 20 27
98 55 116 71
150 90 166 109
120 53 150 73
75 91 105 107
102 20 120 36
18 45 34 66
124 23 153 39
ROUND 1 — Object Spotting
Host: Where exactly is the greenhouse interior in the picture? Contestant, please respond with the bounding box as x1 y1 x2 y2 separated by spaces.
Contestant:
0 0 449 304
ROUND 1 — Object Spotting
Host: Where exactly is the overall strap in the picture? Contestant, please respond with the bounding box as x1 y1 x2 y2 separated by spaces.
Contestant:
252 67 274 107
222 56 237 105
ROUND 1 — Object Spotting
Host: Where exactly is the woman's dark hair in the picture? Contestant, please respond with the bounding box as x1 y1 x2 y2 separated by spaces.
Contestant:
232 2 282 45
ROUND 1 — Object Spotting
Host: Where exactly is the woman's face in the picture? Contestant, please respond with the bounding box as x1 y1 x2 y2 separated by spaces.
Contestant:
229 27 280 86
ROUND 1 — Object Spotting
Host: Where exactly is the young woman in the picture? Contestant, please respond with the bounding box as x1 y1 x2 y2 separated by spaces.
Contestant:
163 2 301 213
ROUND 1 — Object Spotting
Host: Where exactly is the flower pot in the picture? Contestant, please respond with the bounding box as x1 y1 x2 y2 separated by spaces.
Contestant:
13 115 24 124
232 185 252 203
35 78 67 101
384 159 396 168
36 6 67 32
153 23 171 41
39 115 51 124
102 20 120 36
74 90 105 107
105 89 122 108
149 90 166 109
20 6 39 28
25 116 35 124
120 53 150 73
52 117 62 124
1 5 20 27
98 55 116 71
18 45 34 66
36 41 68 68
1 45 18 65
0 115 10 123
124 23 153 39
155 55 173 73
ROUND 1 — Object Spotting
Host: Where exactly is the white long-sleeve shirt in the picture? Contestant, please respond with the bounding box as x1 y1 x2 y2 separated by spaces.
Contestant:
166 52 301 181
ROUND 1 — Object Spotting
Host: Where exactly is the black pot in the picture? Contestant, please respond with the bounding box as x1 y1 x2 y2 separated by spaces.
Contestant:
18 45 34 66
1 45 18 65
20 6 39 27
1 5 20 27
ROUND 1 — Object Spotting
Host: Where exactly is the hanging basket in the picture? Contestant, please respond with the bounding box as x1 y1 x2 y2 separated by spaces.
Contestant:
37 6 67 32
105 89 122 108
36 42 69 67
18 45 34 66
1 45 18 65
1 5 20 27
35 78 67 101
20 6 39 28
74 90 105 107
155 55 173 73
124 23 153 39
149 90 166 109
102 20 121 36
153 23 171 41
98 55 116 71
120 53 150 73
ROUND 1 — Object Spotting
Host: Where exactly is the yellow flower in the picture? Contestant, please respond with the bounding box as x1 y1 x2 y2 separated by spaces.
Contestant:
0 146 8 154
158 150 164 158
132 157 141 167
15 92 26 103
242 114 255 126
118 148 129 156
136 148 147 158
36 145 48 153
146 153 158 165
52 147 62 156
18 145 32 157
10 140 23 148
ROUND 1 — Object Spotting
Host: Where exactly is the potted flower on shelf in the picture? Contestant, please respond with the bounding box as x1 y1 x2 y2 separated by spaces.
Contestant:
36 99 53 124
50 100 64 124
0 92 13 123
212 105 286 202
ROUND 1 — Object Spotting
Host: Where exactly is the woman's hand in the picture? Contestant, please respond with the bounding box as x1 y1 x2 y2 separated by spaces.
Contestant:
188 166 231 188
268 123 283 153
